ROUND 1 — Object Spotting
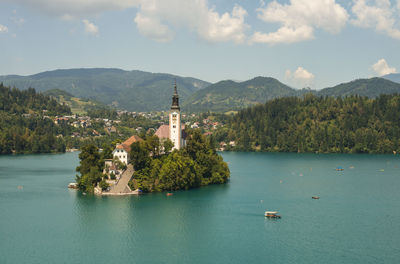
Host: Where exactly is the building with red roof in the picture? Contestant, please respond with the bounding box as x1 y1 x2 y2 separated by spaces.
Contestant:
112 135 142 164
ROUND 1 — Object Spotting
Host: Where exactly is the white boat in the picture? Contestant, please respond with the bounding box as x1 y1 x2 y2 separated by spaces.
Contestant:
265 211 281 218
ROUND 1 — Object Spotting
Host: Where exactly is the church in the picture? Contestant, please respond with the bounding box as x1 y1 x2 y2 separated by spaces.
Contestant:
155 82 186 150
111 82 186 166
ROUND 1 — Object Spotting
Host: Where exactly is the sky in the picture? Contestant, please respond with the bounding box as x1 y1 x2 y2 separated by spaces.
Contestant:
0 0 400 89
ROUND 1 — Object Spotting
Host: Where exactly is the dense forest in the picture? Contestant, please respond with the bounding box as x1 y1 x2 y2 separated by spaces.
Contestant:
214 94 400 154
0 83 71 115
130 130 230 192
0 84 71 154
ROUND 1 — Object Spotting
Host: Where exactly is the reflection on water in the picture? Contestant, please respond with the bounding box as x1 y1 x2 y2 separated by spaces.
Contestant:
1 152 400 264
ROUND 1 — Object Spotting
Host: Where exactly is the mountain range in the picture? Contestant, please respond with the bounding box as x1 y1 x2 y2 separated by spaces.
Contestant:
1 69 400 112
0 68 209 112
184 75 400 112
182 77 305 112
383 73 400 84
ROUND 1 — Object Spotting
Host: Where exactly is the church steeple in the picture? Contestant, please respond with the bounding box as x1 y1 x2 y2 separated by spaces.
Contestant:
171 80 180 111
169 80 182 150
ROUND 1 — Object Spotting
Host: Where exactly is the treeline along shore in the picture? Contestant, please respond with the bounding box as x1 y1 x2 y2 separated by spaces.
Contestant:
3 84 400 155
0 84 70 154
214 94 400 154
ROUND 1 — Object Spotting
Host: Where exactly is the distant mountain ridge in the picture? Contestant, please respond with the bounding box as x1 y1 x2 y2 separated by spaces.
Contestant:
383 73 400 84
318 77 400 98
183 76 305 112
184 76 400 112
2 68 400 113
0 68 210 111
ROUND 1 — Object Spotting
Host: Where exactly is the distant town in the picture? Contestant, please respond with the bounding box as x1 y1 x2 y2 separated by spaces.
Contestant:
51 110 231 151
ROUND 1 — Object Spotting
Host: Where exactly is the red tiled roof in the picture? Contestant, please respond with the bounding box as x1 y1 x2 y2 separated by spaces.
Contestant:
155 124 187 139
155 124 169 139
116 135 143 152
123 135 142 147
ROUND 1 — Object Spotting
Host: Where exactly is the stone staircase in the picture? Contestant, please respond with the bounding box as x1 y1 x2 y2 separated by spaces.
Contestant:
108 164 135 194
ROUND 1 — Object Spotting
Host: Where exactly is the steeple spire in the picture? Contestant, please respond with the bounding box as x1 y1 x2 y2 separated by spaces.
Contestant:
174 79 178 95
171 79 180 110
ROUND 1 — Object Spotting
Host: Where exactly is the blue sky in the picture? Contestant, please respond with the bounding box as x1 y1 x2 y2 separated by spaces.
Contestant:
0 0 399 89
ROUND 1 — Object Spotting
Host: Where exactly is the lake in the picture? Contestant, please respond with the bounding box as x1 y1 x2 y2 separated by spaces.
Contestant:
0 152 400 264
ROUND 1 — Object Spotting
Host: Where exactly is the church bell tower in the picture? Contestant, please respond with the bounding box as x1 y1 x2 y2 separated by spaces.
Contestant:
169 81 181 150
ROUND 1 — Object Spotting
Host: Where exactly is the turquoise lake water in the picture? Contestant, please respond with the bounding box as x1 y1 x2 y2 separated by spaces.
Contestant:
0 152 400 264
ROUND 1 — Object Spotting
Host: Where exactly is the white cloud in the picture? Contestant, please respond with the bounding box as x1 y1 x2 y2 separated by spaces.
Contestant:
285 67 315 87
251 25 313 44
0 24 8 33
6 0 248 43
372 59 396 76
7 0 139 19
134 13 173 42
82 19 99 35
133 1 248 43
250 0 348 44
351 0 400 39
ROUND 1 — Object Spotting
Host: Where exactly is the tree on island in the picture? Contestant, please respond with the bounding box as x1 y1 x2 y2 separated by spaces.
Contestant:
129 129 230 192
75 129 230 194
75 144 109 193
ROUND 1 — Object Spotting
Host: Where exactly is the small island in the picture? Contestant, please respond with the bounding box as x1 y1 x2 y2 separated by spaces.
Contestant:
75 83 230 194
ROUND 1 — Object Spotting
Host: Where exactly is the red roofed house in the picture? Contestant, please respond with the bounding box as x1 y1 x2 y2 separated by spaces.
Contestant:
113 135 142 164
155 82 186 150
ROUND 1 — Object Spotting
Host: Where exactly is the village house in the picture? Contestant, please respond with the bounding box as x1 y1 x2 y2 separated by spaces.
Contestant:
54 116 69 124
112 135 142 164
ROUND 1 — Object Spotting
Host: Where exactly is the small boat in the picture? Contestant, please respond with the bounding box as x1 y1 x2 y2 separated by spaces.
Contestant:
166 192 173 196
68 183 78 189
265 211 281 218
336 167 344 171
312 196 320 199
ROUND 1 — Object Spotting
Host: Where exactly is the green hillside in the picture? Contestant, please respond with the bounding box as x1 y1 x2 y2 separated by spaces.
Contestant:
0 84 70 154
3 69 400 113
185 77 400 112
183 76 304 112
0 68 210 111
216 94 400 153
318 78 400 98
43 89 109 115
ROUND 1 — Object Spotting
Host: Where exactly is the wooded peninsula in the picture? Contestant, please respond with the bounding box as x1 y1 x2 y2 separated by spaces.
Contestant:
214 94 400 153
